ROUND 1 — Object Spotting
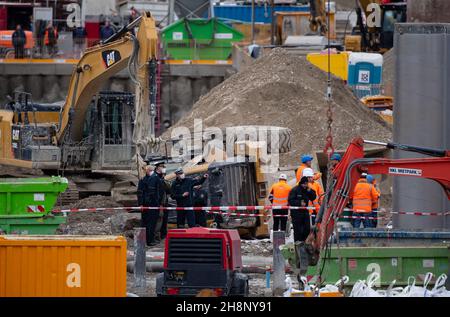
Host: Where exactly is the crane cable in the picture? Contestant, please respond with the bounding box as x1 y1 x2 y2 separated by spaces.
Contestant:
324 0 334 158
314 0 342 289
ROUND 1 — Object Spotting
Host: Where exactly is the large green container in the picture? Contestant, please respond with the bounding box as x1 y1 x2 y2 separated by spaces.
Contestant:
0 214 66 234
0 177 68 234
161 18 244 60
282 245 450 287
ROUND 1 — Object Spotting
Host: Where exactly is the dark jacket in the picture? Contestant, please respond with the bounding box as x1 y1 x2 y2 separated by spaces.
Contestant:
72 27 87 44
137 173 164 207
193 187 208 207
161 179 172 206
12 29 26 47
288 185 316 220
100 26 115 41
171 176 207 207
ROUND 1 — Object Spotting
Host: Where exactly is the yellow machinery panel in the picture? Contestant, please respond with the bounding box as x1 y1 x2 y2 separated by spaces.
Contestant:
0 110 14 160
0 235 127 297
344 35 362 52
307 51 350 80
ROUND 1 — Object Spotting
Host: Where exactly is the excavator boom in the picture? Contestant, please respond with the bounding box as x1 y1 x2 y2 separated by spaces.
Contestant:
56 13 158 143
309 137 450 259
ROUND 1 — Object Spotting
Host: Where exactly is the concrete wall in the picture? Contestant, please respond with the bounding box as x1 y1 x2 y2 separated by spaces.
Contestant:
407 0 450 23
0 62 230 134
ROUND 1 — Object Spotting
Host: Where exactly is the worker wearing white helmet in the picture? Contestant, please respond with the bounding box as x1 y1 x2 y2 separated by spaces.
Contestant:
268 173 292 232
302 168 324 224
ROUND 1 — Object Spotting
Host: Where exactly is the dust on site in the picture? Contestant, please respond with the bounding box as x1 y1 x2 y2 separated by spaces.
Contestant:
0 0 449 298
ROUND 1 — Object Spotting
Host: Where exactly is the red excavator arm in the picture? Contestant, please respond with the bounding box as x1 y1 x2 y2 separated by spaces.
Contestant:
306 137 450 264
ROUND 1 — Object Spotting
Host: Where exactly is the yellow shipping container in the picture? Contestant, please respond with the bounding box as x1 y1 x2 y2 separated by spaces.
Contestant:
0 235 127 297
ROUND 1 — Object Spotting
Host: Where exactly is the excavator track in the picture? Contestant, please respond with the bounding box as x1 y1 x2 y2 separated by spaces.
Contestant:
56 180 80 207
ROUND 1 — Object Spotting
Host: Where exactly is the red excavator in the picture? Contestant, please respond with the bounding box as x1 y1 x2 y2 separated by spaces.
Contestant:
300 137 450 272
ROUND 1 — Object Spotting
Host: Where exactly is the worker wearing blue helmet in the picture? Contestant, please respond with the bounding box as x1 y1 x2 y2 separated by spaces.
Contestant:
296 154 314 182
330 153 342 170
366 174 380 228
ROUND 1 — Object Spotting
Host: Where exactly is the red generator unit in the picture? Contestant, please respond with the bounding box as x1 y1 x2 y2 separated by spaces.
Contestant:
156 227 249 297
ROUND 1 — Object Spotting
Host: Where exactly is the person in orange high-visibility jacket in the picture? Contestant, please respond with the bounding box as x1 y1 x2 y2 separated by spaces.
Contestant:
351 173 379 228
302 168 323 225
44 22 58 57
367 174 381 228
268 174 292 232
296 154 322 183
296 154 313 183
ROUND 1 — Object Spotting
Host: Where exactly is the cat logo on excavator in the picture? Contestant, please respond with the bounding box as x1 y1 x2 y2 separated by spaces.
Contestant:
102 50 121 68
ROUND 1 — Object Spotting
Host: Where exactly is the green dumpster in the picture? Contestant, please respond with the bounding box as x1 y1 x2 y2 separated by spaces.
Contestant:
0 177 68 234
281 245 450 287
161 18 244 60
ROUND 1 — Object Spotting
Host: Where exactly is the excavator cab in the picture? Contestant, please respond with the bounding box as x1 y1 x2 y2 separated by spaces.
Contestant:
380 3 407 50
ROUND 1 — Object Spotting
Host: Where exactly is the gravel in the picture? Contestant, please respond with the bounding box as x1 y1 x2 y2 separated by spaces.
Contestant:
164 48 392 166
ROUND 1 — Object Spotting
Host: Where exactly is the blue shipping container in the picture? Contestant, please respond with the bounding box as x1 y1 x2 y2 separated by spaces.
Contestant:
212 4 310 23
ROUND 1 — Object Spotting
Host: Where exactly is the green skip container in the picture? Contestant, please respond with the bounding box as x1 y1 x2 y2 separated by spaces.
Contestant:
161 18 244 60
281 244 450 287
0 177 68 234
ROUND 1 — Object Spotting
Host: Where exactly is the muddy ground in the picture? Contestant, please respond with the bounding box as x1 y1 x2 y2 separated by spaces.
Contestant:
126 272 272 297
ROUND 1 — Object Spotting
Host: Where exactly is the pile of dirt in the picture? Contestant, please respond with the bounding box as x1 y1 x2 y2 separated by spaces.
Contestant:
241 239 273 256
0 165 43 178
57 196 138 239
164 48 392 165
68 195 123 209
382 48 395 95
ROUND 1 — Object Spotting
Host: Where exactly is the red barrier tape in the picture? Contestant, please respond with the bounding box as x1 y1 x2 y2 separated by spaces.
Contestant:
51 206 450 219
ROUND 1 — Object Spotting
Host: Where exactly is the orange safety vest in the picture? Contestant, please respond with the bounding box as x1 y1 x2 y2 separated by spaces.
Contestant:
352 179 379 213
371 180 381 210
308 181 324 214
295 164 308 183
296 164 321 183
269 180 292 206
44 28 58 45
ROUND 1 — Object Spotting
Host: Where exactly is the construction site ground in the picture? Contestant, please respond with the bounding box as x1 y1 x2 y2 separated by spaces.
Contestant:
54 195 295 297
4 47 394 297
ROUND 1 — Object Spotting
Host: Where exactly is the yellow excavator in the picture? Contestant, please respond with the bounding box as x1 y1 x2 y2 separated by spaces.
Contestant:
345 0 407 52
0 13 158 176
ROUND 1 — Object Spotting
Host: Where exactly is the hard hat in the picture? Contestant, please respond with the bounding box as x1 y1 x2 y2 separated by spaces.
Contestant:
366 174 374 183
301 155 313 163
279 174 287 181
361 173 368 178
331 153 342 161
302 168 314 178
175 167 184 175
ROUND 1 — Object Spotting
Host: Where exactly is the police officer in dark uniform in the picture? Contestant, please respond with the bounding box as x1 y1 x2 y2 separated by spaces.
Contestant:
171 168 208 228
193 185 208 227
137 162 166 246
288 176 317 243
158 171 171 241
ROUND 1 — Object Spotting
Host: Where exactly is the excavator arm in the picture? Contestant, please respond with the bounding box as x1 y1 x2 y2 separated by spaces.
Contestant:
306 137 450 264
309 0 328 35
56 13 158 144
